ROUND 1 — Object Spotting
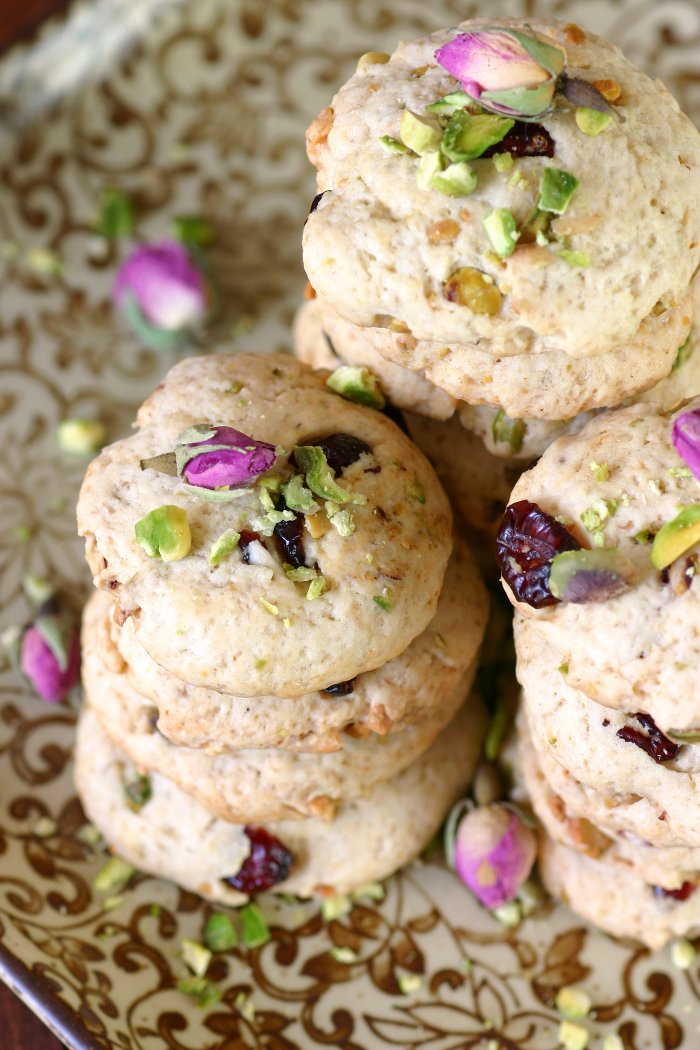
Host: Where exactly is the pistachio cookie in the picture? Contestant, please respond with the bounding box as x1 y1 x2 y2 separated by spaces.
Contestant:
539 834 700 950
499 400 700 729
75 701 485 902
303 18 700 366
77 354 452 698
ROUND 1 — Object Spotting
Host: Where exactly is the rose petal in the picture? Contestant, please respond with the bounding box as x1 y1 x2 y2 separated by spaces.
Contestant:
673 409 700 482
20 626 80 703
114 240 208 331
180 425 277 489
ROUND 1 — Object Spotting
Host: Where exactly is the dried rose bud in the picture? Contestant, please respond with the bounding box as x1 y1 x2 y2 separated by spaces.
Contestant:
435 27 565 117
453 803 537 909
20 617 80 702
113 240 212 350
175 424 277 489
672 409 700 482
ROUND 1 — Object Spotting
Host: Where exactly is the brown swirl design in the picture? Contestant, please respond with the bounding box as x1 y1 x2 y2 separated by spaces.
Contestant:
1 0 699 1046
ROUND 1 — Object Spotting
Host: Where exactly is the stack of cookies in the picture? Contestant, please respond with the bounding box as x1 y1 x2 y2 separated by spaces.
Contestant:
502 398 700 948
300 16 700 536
75 352 488 903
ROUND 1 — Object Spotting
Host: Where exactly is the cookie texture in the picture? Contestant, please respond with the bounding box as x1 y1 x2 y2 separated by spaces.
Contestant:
506 400 700 725
303 18 700 360
74 701 485 901
77 353 452 698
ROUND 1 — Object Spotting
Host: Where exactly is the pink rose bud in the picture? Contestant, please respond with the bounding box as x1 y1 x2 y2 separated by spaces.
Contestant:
673 409 700 482
20 619 80 703
113 240 211 350
435 27 564 117
453 803 537 909
176 424 277 489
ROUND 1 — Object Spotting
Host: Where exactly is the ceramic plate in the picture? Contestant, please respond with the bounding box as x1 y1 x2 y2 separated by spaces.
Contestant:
2 1 700 1046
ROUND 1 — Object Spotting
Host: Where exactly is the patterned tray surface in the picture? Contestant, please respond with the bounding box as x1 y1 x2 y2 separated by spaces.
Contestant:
1 1 700 1047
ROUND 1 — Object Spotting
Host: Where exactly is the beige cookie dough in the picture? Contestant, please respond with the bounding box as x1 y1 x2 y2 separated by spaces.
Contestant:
303 18 700 364
78 353 452 698
75 700 485 902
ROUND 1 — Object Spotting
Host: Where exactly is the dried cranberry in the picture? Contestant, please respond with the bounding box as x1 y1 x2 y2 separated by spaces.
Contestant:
240 530 262 564
274 512 306 569
653 881 696 902
483 121 555 159
616 713 680 764
495 500 580 608
299 433 372 475
223 826 292 893
309 191 328 215
323 678 356 696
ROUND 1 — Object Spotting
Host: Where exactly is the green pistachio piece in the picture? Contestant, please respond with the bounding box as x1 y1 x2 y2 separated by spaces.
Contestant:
281 474 318 512
176 975 222 1007
399 110 441 155
135 505 191 561
549 548 635 603
95 187 134 240
558 249 590 268
432 161 477 197
651 503 700 569
416 150 445 191
204 913 237 952
181 938 212 977
122 770 152 812
425 90 473 115
492 151 514 173
172 215 213 247
326 506 355 536
575 107 613 135
672 333 693 373
539 167 579 215
285 565 318 582
293 445 353 503
326 365 386 408
307 575 327 600
93 856 135 893
556 986 592 1020
379 135 410 154
483 208 519 257
443 267 502 314
241 902 270 947
441 111 514 161
249 508 295 537
209 528 240 566
580 498 617 533
373 588 393 612
57 418 107 455
491 409 525 453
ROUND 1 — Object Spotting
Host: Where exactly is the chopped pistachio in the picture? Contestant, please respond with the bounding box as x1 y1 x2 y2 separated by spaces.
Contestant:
670 937 696 970
240 902 270 948
590 460 609 482
224 380 243 394
293 445 355 503
249 507 295 537
326 506 355 536
492 151 514 173
181 938 212 977
633 528 654 545
96 187 134 240
441 110 514 161
93 856 135 894
177 975 221 1008
416 150 444 191
260 598 279 616
432 161 477 197
330 946 357 963
558 249 590 268
669 466 692 478
558 1020 589 1050
399 109 441 155
203 912 237 952
22 574 54 605
483 207 519 257
509 168 529 191
26 247 63 276
603 1036 624 1050
443 268 502 314
373 589 393 612
425 90 472 115
398 973 422 995
580 498 617 533
34 817 57 837
535 229 549 246
409 480 426 504
327 365 386 409
172 215 213 247
672 333 692 372
352 881 385 901
321 894 351 920
283 617 292 628
575 107 613 135
102 895 123 911
122 770 152 812
254 658 267 670
57 418 107 455
379 135 410 154
539 167 579 215
209 528 240 566
460 957 473 974
559 662 569 675
492 409 525 453
285 565 318 582
307 575 327 600
149 904 162 918
493 901 521 927
556 987 591 1019
78 823 103 846
357 51 389 68
282 474 318 513
651 504 700 569
135 505 191 561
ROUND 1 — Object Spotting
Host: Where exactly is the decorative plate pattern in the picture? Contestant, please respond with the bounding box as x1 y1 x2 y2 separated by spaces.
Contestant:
1 1 700 1047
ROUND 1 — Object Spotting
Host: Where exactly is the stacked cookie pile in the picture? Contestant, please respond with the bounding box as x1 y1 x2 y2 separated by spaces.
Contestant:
500 398 700 948
75 352 488 904
300 16 700 536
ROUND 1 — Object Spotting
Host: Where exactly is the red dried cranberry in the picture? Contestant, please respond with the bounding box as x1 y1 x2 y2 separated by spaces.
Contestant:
483 121 555 158
616 713 680 764
223 826 292 893
240 530 262 564
323 678 356 696
309 191 328 215
299 433 372 475
273 512 306 569
495 500 580 608
654 881 696 902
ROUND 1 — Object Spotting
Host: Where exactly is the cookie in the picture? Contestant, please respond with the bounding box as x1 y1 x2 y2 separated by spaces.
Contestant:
539 834 700 950
505 400 700 728
303 18 700 363
77 353 453 698
82 599 475 823
74 700 485 902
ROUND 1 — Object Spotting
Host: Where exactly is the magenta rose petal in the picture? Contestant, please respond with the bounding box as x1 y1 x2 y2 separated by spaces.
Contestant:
177 424 277 489
672 409 700 481
20 624 80 703
453 803 537 909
